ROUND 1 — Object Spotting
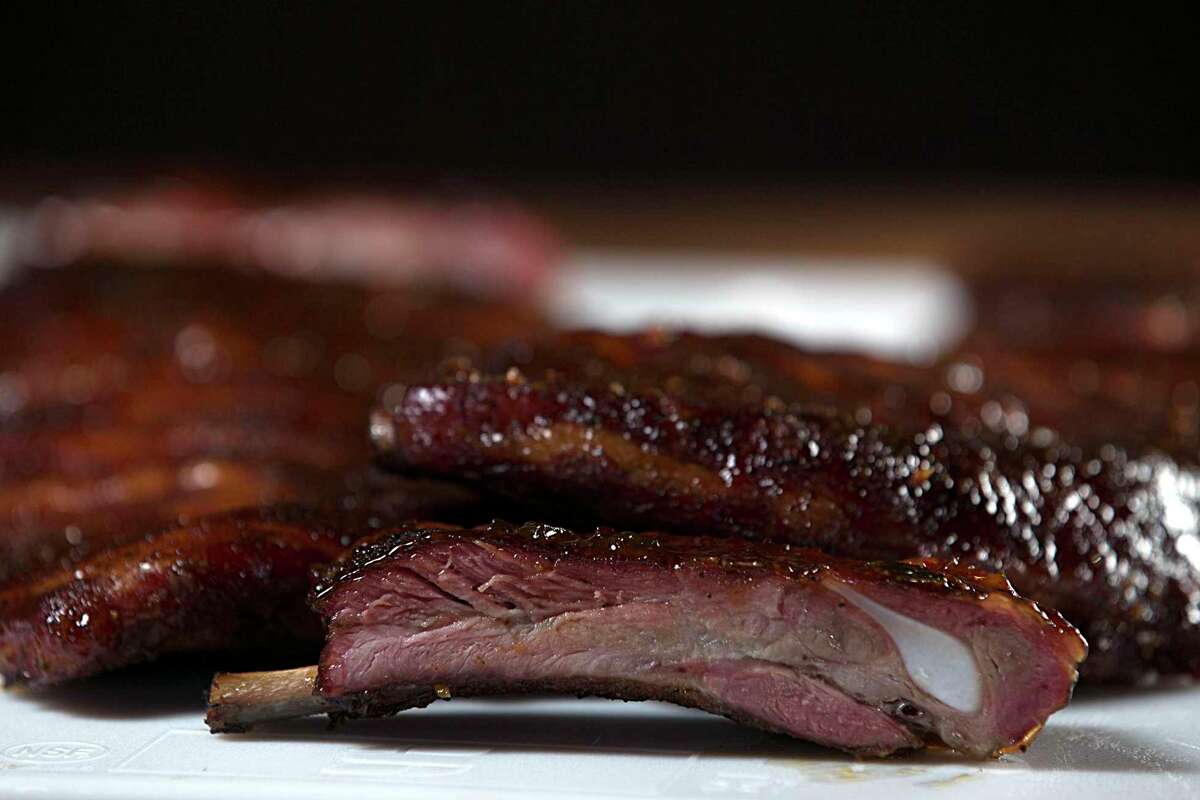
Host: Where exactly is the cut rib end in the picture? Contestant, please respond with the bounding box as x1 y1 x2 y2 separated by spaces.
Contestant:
206 666 331 733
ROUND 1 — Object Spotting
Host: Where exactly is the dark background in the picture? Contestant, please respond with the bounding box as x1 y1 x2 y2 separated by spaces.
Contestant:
3 5 1197 187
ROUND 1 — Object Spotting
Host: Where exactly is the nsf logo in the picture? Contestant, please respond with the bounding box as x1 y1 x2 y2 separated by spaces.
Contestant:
2 741 110 764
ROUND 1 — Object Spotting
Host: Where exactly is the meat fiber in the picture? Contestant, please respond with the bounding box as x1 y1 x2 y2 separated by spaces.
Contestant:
206 522 1086 758
371 331 1200 682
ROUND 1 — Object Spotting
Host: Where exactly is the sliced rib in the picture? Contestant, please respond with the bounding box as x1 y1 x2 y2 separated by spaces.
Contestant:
208 521 1086 758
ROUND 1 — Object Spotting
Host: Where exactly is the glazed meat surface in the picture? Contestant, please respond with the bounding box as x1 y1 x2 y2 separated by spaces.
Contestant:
0 262 546 581
209 522 1085 758
373 331 1200 683
0 477 489 686
484 330 1199 458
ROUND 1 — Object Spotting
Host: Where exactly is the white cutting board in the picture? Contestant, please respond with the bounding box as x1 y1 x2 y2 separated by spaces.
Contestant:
2 251 1198 799
2 662 1199 800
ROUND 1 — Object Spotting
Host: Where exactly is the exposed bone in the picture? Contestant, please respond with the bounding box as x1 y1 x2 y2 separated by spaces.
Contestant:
206 666 335 732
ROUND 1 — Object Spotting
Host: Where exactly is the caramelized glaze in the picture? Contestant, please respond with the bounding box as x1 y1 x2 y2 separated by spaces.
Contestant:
374 330 1200 682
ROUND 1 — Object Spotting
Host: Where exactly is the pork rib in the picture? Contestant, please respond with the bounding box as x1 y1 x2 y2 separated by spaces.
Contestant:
0 477 485 686
206 522 1086 758
0 262 546 581
371 333 1200 683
